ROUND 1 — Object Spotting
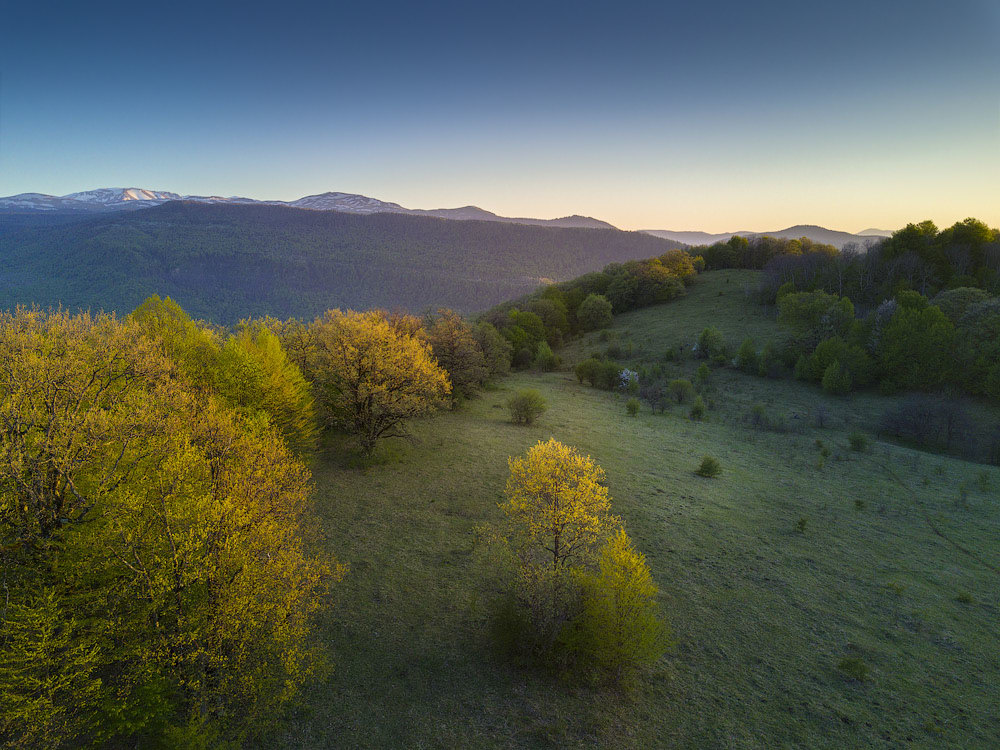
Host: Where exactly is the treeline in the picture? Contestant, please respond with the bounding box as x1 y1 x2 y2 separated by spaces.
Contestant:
0 296 511 747
0 201 685 323
480 249 699 367
758 218 1000 308
693 233 841 271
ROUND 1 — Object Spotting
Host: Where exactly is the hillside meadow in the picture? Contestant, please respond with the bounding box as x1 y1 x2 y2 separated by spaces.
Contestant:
271 271 999 748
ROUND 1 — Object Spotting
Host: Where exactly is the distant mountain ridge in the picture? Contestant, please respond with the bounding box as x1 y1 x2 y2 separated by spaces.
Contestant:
0 200 684 323
642 224 894 249
0 187 616 230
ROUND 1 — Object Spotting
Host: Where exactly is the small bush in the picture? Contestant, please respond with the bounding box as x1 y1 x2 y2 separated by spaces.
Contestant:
736 337 758 373
796 516 808 533
848 430 868 452
574 357 600 384
668 379 695 404
689 395 706 421
955 590 974 604
626 398 640 417
854 499 865 511
821 360 852 395
695 455 721 478
533 342 559 372
695 362 711 385
837 657 869 682
696 327 727 362
508 389 547 425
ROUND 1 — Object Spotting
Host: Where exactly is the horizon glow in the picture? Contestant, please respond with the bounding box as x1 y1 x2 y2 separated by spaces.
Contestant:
1 1 997 233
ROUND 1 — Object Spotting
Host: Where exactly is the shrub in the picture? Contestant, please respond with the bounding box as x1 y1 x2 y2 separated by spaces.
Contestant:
626 397 640 417
695 455 721 477
594 361 622 391
736 337 758 373
668 378 695 404
796 516 809 533
576 294 614 331
696 327 727 362
639 379 668 413
821 360 852 395
533 341 559 371
695 362 711 385
689 395 706 421
563 529 672 685
575 357 601 384
848 430 869 452
508 389 547 425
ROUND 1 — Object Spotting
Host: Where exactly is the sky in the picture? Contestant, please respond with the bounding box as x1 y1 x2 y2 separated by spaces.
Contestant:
0 0 997 232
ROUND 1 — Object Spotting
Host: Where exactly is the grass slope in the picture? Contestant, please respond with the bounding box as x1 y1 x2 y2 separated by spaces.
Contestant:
274 272 999 748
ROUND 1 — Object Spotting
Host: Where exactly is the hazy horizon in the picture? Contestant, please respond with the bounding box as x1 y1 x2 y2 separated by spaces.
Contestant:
1 0 997 233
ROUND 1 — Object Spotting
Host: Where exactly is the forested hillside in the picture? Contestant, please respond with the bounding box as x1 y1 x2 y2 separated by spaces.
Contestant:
0 202 683 322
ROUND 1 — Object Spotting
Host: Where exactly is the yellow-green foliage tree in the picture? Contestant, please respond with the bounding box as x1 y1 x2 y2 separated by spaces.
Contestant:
310 309 451 455
220 323 318 454
130 298 318 456
503 438 616 572
0 309 341 747
485 439 668 683
566 529 672 685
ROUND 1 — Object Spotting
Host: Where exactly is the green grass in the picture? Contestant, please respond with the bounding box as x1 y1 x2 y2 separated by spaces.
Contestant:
270 272 1000 748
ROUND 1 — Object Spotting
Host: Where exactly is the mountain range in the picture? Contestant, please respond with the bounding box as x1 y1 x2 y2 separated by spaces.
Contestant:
0 187 891 245
0 187 615 230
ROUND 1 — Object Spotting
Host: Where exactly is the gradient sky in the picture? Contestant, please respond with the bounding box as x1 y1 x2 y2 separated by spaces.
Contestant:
1 0 997 232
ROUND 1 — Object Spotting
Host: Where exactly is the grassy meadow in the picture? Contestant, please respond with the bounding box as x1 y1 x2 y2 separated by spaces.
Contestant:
273 271 999 748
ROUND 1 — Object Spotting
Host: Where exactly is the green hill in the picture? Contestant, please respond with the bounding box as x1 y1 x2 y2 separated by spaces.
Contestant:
0 202 684 323
271 270 1000 748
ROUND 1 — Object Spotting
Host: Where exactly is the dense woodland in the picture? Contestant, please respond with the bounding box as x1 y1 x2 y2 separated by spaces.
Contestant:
0 202 684 322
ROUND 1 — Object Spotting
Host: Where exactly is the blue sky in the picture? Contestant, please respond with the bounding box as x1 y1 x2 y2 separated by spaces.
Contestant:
1 0 997 231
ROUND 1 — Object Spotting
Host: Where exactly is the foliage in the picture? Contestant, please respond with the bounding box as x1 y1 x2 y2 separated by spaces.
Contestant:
533 341 560 372
507 389 548 425
0 309 339 746
668 378 695 404
576 293 614 331
424 308 490 399
689 395 706 420
472 321 513 379
563 529 672 684
626 397 640 417
736 337 758 373
310 309 451 455
502 439 617 573
696 326 727 362
821 360 852 395
695 455 721 477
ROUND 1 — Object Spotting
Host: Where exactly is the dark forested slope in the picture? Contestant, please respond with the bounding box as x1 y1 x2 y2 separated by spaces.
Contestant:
0 202 684 322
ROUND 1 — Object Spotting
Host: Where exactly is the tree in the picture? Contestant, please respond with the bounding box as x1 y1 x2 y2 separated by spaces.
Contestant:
424 309 489 400
566 529 671 684
218 323 319 455
0 309 339 746
472 321 512 379
502 439 617 573
668 379 695 404
576 293 614 331
310 309 451 455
